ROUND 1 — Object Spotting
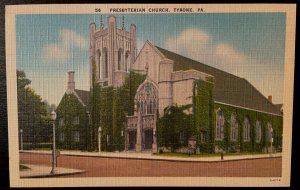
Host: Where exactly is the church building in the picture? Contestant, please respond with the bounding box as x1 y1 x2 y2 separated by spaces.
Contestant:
57 16 283 154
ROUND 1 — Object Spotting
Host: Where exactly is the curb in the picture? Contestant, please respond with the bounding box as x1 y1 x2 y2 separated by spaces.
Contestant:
20 151 282 163
20 170 86 178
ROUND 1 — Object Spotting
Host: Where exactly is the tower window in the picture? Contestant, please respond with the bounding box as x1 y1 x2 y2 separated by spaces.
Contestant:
118 48 123 70
96 50 101 79
103 48 108 79
125 51 130 71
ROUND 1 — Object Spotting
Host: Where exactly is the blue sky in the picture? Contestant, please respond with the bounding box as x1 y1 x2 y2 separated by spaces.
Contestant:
16 13 286 106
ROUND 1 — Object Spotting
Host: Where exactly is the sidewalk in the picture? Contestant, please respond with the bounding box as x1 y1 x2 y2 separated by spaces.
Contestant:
20 150 282 162
20 164 85 178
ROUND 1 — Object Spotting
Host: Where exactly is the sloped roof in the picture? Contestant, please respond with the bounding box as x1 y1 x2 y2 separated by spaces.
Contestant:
74 89 90 108
275 104 283 111
155 46 282 116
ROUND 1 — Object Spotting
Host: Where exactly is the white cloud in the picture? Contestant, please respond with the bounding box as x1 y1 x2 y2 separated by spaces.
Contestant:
60 29 88 50
165 28 212 62
214 43 247 64
212 43 249 76
164 28 284 103
41 43 69 63
41 29 88 64
165 28 249 76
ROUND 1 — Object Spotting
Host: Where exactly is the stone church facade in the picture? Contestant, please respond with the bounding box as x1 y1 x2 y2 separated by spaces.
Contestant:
58 16 283 153
126 41 214 153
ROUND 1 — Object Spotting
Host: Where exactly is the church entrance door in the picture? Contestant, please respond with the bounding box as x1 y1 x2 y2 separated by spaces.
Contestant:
128 130 136 150
144 129 153 150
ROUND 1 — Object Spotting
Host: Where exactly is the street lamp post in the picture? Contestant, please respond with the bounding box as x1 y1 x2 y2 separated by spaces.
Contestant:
20 129 23 151
98 126 102 152
86 110 90 151
50 110 57 174
120 129 124 151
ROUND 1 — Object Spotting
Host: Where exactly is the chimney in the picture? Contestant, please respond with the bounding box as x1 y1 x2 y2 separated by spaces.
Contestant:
67 71 75 92
268 95 272 103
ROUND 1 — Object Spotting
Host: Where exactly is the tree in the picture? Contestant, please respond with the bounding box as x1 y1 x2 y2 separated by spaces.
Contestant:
17 70 49 147
157 104 194 152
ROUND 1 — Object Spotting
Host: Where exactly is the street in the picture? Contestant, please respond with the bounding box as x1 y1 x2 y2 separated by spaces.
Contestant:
20 152 282 177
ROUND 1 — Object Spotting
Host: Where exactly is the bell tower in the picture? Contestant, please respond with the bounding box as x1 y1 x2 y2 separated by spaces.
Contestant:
89 15 137 87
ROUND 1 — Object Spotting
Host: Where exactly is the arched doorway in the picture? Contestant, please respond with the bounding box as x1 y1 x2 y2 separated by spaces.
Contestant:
126 79 158 152
144 129 153 150
128 130 136 150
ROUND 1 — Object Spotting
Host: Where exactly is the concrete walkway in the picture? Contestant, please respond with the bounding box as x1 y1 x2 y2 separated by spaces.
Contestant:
20 164 85 178
20 150 282 162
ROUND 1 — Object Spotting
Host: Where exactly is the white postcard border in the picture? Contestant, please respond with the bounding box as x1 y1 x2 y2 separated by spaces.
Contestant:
5 4 296 187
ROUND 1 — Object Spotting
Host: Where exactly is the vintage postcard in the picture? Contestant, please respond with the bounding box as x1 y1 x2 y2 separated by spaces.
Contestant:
5 4 296 187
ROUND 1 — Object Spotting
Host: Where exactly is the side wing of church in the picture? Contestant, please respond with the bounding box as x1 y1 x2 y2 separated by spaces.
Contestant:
56 71 91 150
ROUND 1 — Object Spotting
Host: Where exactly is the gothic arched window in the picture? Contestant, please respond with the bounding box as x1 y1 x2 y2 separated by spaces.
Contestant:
243 117 250 142
149 99 153 114
153 99 156 114
147 99 151 114
118 48 123 70
230 113 238 142
96 50 101 79
135 81 158 116
103 48 108 79
125 51 130 72
215 108 224 140
141 101 144 114
255 120 262 143
143 101 147 114
266 122 273 143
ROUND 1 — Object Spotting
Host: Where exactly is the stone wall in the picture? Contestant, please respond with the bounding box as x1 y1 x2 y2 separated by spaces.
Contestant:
132 42 162 84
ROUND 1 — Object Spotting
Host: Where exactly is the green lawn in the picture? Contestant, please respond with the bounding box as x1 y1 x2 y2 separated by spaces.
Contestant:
153 152 270 158
33 148 65 151
33 147 52 151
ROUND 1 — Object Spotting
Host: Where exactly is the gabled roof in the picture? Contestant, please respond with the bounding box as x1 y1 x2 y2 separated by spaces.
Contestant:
74 89 90 108
155 46 282 116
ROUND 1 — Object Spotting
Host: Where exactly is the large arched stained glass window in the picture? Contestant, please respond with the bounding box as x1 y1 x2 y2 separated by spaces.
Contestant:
230 113 238 142
266 122 273 143
135 81 158 115
215 108 224 140
243 117 250 142
255 120 262 143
